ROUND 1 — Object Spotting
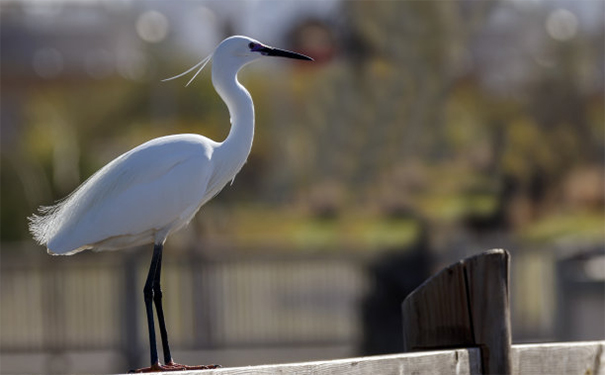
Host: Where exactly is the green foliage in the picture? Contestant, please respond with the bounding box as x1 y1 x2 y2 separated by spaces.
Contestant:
3 1 603 251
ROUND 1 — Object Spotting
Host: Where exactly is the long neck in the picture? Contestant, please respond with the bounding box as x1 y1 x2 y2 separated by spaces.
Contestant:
211 62 255 174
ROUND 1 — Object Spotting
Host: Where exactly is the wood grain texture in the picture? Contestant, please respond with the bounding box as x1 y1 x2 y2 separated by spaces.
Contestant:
150 349 481 375
465 250 512 374
117 342 604 375
401 249 511 374
512 341 604 375
402 258 474 350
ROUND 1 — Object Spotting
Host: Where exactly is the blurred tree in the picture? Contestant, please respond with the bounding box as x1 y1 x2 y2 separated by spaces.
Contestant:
1 0 603 246
280 0 497 217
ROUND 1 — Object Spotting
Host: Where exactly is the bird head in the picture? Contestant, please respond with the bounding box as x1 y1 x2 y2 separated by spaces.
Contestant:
163 35 312 87
215 35 313 64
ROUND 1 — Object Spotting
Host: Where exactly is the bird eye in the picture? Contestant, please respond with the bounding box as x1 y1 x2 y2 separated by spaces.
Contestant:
248 42 256 50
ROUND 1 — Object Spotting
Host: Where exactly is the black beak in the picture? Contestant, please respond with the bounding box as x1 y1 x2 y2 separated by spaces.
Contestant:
260 46 313 61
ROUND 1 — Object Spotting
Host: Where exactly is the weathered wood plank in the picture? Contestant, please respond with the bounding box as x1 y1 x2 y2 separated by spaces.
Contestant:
402 258 474 349
465 250 512 374
120 342 604 375
401 249 511 374
512 341 605 375
131 349 481 375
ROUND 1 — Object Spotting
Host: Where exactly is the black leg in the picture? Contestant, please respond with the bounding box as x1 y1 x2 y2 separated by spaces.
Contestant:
136 243 221 373
151 246 174 365
143 244 162 366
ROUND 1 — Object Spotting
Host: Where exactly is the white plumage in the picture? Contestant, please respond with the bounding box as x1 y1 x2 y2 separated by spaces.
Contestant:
30 134 219 254
28 35 311 372
28 35 309 255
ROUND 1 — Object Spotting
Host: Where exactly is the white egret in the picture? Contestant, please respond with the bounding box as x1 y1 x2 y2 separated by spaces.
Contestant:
28 35 312 373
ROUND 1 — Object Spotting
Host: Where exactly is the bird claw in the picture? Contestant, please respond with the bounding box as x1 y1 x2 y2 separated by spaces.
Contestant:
132 361 221 373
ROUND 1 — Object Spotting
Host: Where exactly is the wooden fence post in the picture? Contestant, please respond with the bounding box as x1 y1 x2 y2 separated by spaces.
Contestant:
402 249 512 375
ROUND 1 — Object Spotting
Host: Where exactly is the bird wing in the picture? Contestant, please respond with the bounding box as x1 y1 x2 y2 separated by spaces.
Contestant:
34 135 216 254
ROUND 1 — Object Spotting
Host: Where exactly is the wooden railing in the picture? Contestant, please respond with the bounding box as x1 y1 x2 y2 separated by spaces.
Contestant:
132 250 604 374
402 249 512 373
127 342 602 374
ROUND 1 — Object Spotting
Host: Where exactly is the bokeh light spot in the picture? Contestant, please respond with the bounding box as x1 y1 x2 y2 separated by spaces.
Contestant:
546 8 578 41
136 10 169 43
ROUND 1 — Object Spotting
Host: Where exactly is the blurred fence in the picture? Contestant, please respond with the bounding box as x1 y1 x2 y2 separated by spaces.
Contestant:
0 243 369 370
1 241 602 373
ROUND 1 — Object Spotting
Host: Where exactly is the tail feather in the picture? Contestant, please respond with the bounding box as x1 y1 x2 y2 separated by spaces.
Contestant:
28 206 55 245
28 203 63 254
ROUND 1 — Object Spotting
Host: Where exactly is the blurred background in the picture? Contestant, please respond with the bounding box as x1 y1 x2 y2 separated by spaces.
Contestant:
1 0 604 373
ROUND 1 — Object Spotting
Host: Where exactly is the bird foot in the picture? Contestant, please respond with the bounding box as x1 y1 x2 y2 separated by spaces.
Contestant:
132 361 221 373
